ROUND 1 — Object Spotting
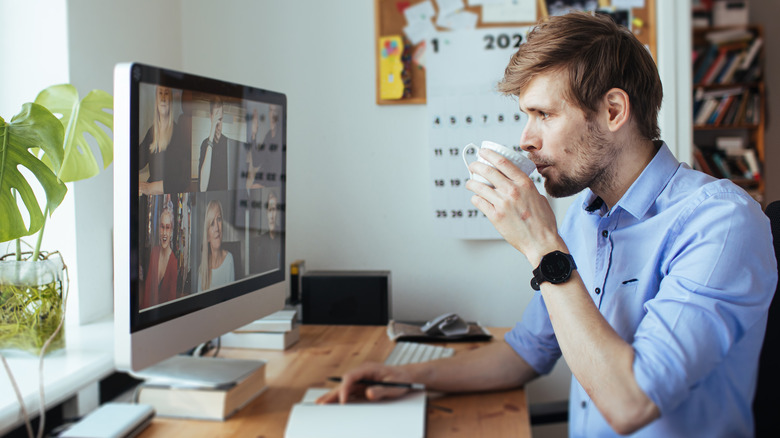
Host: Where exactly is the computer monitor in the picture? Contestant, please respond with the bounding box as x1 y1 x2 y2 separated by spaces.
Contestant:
113 63 286 375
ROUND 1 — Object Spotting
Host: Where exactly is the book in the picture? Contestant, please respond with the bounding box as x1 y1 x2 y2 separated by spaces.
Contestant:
284 388 426 438
701 48 729 85
694 98 719 126
743 149 762 181
222 325 301 350
739 37 763 71
693 45 719 84
705 28 753 45
137 360 267 420
234 309 299 333
712 95 736 126
692 146 714 175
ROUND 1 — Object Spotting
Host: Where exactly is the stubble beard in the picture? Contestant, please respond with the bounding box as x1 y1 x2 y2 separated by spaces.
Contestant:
541 120 617 199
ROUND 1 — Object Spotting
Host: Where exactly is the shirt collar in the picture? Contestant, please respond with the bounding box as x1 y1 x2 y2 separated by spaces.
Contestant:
581 141 679 219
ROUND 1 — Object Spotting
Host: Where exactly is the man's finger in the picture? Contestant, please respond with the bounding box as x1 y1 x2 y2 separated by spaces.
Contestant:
479 148 533 182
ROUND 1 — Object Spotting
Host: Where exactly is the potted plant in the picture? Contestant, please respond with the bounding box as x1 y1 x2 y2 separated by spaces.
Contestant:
0 84 113 355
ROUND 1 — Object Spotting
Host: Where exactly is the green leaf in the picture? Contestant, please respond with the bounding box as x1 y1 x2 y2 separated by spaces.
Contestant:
0 104 67 243
34 84 113 183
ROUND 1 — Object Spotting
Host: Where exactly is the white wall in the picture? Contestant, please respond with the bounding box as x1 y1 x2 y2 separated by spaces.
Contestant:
64 0 185 324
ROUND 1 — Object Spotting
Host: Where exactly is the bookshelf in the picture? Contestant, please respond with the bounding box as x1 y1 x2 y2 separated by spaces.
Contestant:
692 24 766 205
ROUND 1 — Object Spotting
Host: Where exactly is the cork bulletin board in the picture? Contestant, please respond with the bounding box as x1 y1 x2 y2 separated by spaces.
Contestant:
373 0 657 105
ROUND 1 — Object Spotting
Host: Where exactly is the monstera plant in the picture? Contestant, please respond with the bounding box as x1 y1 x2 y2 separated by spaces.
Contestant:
0 84 113 354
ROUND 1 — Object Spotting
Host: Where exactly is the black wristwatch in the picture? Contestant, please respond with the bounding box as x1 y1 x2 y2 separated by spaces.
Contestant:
530 251 577 291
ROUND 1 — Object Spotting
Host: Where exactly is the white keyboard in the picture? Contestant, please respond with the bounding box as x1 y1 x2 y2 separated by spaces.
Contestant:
384 342 455 366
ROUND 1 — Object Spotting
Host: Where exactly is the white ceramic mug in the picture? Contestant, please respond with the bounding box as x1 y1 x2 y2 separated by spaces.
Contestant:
462 140 536 187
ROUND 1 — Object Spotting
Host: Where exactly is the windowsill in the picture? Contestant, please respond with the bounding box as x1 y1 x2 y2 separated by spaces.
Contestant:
0 317 114 435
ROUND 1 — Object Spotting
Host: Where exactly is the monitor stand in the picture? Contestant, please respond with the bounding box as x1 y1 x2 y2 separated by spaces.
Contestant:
130 355 264 389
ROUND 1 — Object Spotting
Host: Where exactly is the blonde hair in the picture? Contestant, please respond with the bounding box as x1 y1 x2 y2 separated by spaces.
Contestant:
151 86 174 153
199 200 223 290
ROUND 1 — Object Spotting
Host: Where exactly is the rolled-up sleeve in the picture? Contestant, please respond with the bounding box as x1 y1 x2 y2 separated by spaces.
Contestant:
505 291 563 375
632 191 777 414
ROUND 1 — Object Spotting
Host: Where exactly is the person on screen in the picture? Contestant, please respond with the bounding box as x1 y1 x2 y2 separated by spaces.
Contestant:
139 86 188 195
253 191 282 273
142 206 178 308
199 96 229 192
245 108 264 191
246 104 283 189
198 200 235 291
319 12 776 437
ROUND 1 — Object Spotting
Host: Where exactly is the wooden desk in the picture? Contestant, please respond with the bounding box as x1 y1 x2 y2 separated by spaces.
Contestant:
140 325 530 437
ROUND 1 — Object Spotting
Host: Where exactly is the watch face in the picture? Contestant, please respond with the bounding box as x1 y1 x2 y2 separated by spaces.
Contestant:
541 251 572 283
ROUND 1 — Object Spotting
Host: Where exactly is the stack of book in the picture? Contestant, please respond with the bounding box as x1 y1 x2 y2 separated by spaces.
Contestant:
693 137 761 184
693 28 763 86
221 309 300 350
692 86 761 127
136 357 267 420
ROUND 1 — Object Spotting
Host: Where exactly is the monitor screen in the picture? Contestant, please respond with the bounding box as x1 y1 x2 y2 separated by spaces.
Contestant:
114 63 286 372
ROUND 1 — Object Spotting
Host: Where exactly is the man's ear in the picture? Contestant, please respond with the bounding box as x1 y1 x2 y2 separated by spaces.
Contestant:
603 88 630 133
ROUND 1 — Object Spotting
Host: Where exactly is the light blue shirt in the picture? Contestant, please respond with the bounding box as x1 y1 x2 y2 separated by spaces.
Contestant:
505 142 777 437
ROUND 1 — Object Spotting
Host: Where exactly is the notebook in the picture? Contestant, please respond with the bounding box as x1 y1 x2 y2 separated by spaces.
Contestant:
284 388 426 438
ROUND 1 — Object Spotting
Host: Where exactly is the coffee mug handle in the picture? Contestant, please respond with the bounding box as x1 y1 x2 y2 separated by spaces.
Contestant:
462 143 479 177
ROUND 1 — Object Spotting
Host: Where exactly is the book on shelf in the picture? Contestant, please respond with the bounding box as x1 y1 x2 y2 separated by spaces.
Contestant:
234 309 299 333
740 36 763 71
694 145 761 183
137 359 267 421
694 98 720 126
704 27 754 45
221 325 301 350
742 148 762 181
692 146 714 176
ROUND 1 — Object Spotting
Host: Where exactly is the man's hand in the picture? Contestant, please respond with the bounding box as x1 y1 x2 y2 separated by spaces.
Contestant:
316 362 414 405
466 148 564 266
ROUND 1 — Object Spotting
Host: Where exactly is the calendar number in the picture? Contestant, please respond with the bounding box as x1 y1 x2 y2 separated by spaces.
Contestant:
434 179 445 187
484 33 523 50
449 148 459 156
436 210 447 218
450 210 463 218
434 148 443 156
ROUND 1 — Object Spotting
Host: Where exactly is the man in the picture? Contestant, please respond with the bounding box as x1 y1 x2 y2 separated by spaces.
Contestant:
199 96 229 191
319 12 776 437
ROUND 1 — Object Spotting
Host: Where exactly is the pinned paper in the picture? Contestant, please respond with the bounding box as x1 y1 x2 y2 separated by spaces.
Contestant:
436 0 465 17
612 0 645 8
466 0 507 5
437 10 479 30
403 19 438 45
404 0 436 24
482 0 537 23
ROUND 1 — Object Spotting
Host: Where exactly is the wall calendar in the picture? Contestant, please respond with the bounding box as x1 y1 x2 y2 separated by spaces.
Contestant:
426 27 546 239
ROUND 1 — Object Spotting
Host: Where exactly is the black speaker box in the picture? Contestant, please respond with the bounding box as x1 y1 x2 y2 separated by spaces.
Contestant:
301 270 391 325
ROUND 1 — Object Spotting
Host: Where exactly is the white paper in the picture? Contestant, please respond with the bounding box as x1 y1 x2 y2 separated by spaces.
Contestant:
426 27 546 239
482 0 537 23
436 0 465 16
404 0 436 24
404 19 438 45
467 0 508 5
437 10 479 30
612 0 645 8
285 388 426 438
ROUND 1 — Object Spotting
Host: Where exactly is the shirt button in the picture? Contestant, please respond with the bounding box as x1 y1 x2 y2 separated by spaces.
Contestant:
595 287 601 294
601 230 608 238
581 401 587 409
